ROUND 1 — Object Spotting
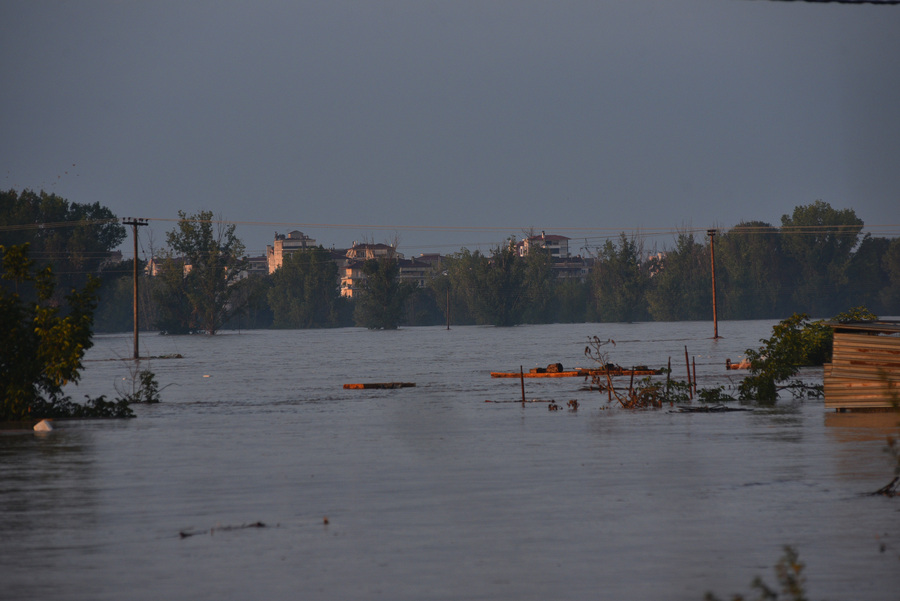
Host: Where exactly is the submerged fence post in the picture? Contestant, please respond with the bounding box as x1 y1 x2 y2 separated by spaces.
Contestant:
692 356 697 396
685 346 693 400
520 365 526 406
666 357 671 402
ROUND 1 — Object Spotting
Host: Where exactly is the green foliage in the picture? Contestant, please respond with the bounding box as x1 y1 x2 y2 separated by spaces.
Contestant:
268 246 341 328
880 238 900 310
440 242 556 327
781 200 863 316
353 257 415 329
737 309 876 402
717 222 788 319
116 369 162 404
591 233 649 322
151 256 197 334
158 210 246 334
0 189 126 301
705 546 809 601
646 232 711 321
0 244 111 420
697 385 736 404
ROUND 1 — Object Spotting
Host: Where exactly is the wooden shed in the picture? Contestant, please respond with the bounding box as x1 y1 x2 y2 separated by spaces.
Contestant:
823 320 900 411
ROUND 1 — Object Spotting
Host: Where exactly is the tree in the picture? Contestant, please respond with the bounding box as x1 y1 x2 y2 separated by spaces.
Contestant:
716 221 788 319
590 233 649 322
880 238 900 311
150 256 196 334
840 235 891 314
0 189 126 301
1 244 99 420
645 233 710 321
519 246 556 323
268 246 341 328
162 211 246 334
354 256 414 329
469 244 528 326
780 201 863 316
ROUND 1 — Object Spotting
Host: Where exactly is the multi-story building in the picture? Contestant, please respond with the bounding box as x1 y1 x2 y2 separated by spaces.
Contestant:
519 232 570 259
266 230 317 274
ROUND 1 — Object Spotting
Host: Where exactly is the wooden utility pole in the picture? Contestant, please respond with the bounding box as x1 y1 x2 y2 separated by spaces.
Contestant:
122 218 148 360
708 228 719 339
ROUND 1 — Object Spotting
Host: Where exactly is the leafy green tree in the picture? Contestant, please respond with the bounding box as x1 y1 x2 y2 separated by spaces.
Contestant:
470 244 528 326
520 247 556 323
780 201 863 316
268 246 341 328
0 189 126 300
880 237 900 312
353 256 415 329
840 235 891 314
150 257 196 334
1 244 101 420
225 273 274 330
552 278 591 323
590 233 649 322
162 210 246 334
645 233 711 321
716 221 788 319
738 307 876 402
436 249 484 325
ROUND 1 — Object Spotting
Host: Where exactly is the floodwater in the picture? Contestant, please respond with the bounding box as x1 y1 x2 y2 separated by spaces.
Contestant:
1 321 898 601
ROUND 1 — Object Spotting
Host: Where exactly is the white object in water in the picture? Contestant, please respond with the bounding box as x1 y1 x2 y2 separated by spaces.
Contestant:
33 419 54 432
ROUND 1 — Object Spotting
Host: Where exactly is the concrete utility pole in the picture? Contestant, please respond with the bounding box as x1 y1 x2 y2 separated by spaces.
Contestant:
122 218 148 360
708 228 720 340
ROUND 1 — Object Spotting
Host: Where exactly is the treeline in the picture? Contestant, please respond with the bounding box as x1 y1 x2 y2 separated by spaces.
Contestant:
3 189 898 332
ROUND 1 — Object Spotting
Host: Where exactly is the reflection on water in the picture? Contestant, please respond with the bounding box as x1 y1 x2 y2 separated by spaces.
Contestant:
1 321 899 601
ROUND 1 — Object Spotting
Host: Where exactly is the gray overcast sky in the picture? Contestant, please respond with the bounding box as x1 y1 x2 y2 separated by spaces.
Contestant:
2 1 899 258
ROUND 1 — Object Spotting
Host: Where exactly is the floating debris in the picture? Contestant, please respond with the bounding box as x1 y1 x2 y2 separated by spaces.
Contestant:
491 367 662 379
179 521 266 539
672 405 752 413
343 382 416 389
33 419 53 432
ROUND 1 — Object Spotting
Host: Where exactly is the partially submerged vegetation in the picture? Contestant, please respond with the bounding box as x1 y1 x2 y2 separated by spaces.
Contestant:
579 307 880 410
705 546 810 601
1 244 158 422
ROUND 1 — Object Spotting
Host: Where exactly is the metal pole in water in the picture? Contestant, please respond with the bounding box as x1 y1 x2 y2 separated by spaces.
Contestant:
708 228 719 339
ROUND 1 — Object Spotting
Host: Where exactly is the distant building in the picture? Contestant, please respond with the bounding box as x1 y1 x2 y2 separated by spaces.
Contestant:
337 244 435 298
345 242 403 261
266 230 317 274
236 255 268 280
517 232 571 260
551 256 591 281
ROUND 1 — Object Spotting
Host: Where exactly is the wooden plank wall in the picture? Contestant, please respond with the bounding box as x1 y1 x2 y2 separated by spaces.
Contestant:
824 332 900 410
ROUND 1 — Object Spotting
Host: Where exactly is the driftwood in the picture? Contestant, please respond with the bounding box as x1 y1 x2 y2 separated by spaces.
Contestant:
179 521 266 538
673 405 752 413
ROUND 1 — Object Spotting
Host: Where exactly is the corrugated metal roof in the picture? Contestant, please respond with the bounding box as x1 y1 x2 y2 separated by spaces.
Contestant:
822 320 900 335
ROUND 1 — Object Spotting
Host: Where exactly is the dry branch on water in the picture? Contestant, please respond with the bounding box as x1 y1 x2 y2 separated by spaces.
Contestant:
179 522 266 538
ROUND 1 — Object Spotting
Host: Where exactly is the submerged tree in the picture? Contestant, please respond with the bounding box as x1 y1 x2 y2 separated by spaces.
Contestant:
780 200 863 317
716 221 787 319
1 244 110 420
353 256 415 329
161 211 246 334
590 233 649 322
269 246 341 328
645 232 710 321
